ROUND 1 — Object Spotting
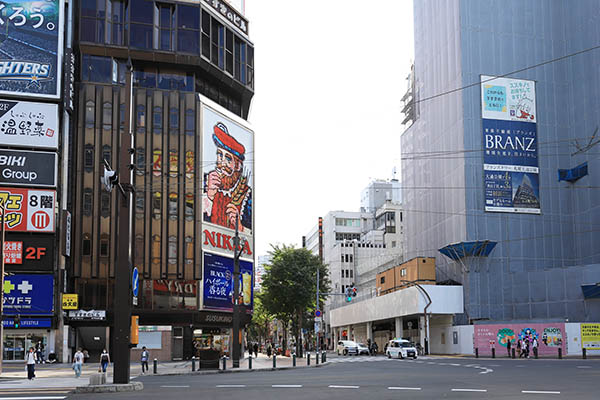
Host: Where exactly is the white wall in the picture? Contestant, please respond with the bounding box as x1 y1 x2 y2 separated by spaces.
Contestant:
430 325 474 355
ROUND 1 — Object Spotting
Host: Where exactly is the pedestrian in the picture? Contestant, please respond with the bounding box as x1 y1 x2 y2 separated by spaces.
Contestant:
35 341 43 364
517 339 522 358
99 349 110 373
140 346 150 374
506 339 512 357
26 347 36 380
525 338 530 358
73 348 84 378
532 337 538 357
266 344 272 358
253 342 258 358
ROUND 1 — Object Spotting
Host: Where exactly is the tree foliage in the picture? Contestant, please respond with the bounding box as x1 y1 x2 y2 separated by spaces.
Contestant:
259 245 330 356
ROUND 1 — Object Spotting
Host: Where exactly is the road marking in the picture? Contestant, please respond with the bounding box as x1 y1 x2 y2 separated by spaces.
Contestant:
216 385 246 388
427 361 436 364
272 385 303 388
450 363 460 366
451 388 487 392
161 385 190 388
522 390 561 395
388 387 422 391
577 366 592 369
329 385 360 389
0 397 67 400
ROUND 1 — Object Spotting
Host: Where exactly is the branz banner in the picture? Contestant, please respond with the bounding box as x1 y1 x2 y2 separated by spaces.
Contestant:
0 100 58 148
0 149 57 187
2 274 54 315
0 0 64 98
202 252 253 312
0 187 55 232
481 76 540 214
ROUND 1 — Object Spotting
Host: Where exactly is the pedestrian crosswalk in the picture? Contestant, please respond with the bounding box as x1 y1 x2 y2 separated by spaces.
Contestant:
0 386 73 399
329 355 440 363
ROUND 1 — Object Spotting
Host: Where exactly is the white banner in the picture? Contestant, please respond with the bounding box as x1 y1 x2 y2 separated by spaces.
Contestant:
481 75 536 123
0 100 59 149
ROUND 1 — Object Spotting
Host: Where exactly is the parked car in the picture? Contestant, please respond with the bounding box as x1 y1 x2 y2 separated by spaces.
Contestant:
386 339 418 359
337 340 359 356
356 343 370 355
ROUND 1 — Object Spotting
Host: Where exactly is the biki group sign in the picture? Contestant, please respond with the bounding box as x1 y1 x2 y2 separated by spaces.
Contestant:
0 187 55 232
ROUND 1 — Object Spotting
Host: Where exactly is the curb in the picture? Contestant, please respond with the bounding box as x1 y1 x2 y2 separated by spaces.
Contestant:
74 381 143 393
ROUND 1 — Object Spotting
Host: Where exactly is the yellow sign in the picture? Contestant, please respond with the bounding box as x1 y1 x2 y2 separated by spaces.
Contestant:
581 323 600 350
131 316 139 345
62 294 78 310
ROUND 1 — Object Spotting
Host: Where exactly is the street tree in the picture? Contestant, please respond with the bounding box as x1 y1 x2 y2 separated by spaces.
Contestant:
259 245 330 357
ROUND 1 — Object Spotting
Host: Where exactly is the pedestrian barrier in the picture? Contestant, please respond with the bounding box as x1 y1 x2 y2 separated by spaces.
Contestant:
322 352 326 363
491 348 495 358
222 356 227 370
248 354 252 370
293 354 296 367
153 358 157 374
273 354 277 368
512 348 516 359
583 348 587 359
307 353 310 366
192 357 196 371
316 351 319 365
534 347 538 359
475 348 479 358
558 348 562 359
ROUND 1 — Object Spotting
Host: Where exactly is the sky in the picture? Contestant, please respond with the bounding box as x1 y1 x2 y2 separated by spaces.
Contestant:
244 1 415 256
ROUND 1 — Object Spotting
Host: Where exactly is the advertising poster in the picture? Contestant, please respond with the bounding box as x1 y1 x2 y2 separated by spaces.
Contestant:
2 274 54 315
0 0 64 98
0 187 55 232
203 252 253 312
201 103 253 236
481 76 540 214
143 279 198 310
0 149 57 187
581 323 600 350
3 233 55 271
474 323 565 356
0 100 58 148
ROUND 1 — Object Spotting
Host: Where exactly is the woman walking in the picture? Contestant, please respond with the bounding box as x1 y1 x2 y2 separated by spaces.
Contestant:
99 349 110 373
26 347 36 380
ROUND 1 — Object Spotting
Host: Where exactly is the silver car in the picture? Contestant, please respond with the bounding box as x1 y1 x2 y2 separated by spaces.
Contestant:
356 343 370 355
337 340 359 356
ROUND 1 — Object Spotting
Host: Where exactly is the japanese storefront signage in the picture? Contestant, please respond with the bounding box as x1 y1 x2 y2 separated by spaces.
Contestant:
2 274 54 315
61 293 78 310
3 317 52 328
481 76 540 214
0 187 55 232
0 100 59 149
68 309 106 320
0 149 57 187
203 0 248 35
0 0 64 98
3 233 55 271
202 252 253 312
581 323 600 350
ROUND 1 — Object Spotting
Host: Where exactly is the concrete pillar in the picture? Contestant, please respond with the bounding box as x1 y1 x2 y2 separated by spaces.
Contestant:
395 317 403 339
367 321 373 342
419 315 426 349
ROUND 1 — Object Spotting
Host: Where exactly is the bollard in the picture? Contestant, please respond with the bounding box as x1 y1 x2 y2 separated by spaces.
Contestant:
153 358 158 374
248 354 252 369
222 356 227 371
491 348 495 358
307 352 311 366
316 351 319 365
534 347 538 359
198 358 202 370
293 354 296 367
475 348 479 358
558 348 562 359
273 354 276 369
512 348 516 359
192 357 196 372
583 348 587 359
322 352 326 363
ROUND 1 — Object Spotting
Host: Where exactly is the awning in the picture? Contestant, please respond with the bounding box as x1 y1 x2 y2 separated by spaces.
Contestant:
439 240 497 261
581 284 600 299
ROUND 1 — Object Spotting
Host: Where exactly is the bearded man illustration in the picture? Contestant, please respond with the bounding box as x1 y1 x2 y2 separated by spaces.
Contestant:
203 122 252 232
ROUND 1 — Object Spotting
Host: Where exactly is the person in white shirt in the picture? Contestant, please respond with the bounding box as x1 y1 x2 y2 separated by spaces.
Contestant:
73 348 84 378
26 347 36 380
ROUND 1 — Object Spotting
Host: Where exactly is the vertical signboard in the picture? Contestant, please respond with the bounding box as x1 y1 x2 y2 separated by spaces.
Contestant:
481 76 540 214
202 252 253 312
0 0 64 99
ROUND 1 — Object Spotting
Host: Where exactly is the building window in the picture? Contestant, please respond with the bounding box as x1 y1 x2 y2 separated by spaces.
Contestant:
341 285 345 294
99 236 109 257
84 144 94 172
234 36 246 84
153 106 162 134
177 4 200 54
82 235 92 256
349 254 353 263
211 19 224 68
158 70 193 91
168 236 177 264
133 68 157 88
135 235 144 265
247 45 254 88
350 270 353 278
345 254 349 263
81 0 105 43
135 192 144 217
401 268 407 277
135 147 145 175
136 104 146 133
201 9 210 58
151 234 161 263
83 189 93 216
168 192 178 219
169 107 179 133
380 276 385 284
130 0 154 49
225 30 233 75
392 241 396 248
102 145 111 164
341 270 344 279
185 236 193 264
152 192 161 219
185 109 195 135
100 192 110 218
102 102 112 130
85 101 95 128
340 254 344 263
82 55 113 83
185 193 194 221
156 3 175 51
108 0 127 45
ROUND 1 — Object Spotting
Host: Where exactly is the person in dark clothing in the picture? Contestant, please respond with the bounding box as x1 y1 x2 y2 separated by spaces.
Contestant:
26 347 36 380
253 343 258 358
266 344 272 358
506 339 512 357
140 346 150 374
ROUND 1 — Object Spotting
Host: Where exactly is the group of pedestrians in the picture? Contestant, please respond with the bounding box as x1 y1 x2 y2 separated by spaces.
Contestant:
507 336 538 358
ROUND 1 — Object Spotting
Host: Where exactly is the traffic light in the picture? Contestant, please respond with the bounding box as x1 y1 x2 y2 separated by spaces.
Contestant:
13 315 20 328
352 286 358 297
345 286 353 302
101 166 118 192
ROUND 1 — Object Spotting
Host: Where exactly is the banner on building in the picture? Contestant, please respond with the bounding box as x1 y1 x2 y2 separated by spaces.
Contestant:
481 76 540 214
0 100 59 148
0 0 64 99
202 252 253 312
0 149 57 187
2 274 54 315
474 323 565 356
3 233 55 271
0 187 56 232
581 323 600 350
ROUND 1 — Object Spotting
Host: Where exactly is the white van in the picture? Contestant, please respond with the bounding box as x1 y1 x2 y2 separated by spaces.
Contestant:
386 339 417 359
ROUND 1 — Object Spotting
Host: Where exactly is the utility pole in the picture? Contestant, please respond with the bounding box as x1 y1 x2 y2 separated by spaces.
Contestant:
112 59 134 384
0 203 6 375
316 261 320 353
232 215 241 368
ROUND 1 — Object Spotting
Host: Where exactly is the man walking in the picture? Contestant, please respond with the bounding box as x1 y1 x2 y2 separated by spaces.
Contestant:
26 347 36 380
141 346 150 374
507 339 512 357
73 348 84 378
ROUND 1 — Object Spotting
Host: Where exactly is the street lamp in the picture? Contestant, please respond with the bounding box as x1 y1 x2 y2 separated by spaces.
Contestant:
400 280 431 355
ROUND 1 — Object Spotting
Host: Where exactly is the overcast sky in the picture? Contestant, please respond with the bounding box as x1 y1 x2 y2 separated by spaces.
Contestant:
245 1 414 256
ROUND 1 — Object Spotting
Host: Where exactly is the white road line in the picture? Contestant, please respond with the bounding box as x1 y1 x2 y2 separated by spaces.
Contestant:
0 398 66 400
450 363 461 366
451 388 488 392
522 390 561 395
388 387 422 391
328 385 360 389
216 385 246 388
161 385 190 388
577 366 592 369
272 385 303 388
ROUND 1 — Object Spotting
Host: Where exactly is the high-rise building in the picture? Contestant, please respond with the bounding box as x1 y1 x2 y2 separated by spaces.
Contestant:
401 0 600 327
68 0 255 362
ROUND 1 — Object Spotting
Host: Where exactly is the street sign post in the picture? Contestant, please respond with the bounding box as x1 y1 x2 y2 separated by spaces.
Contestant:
315 309 322 318
132 267 139 306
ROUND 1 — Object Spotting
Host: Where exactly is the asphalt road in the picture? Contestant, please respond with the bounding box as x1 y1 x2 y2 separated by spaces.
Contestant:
66 355 600 400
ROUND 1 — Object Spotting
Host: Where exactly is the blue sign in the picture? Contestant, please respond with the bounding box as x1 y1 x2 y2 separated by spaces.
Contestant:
483 85 506 112
3 317 52 328
2 274 53 315
203 252 253 312
483 119 538 168
132 267 139 297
